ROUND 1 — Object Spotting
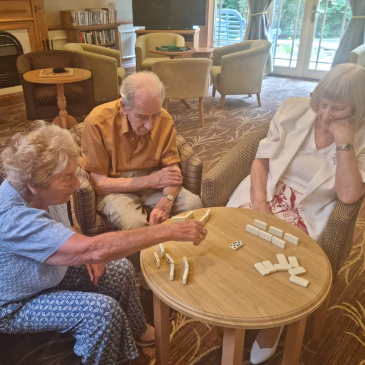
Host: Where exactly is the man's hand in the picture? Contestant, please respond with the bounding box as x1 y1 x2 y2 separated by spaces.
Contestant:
149 197 173 225
148 165 183 189
171 219 207 246
85 263 106 286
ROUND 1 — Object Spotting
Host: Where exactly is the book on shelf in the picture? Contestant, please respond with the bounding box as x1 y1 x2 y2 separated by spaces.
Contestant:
61 9 117 27
79 29 115 45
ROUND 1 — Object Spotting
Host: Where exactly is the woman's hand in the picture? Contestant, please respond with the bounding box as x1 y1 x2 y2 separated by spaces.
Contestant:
328 117 354 145
85 263 106 286
250 199 272 215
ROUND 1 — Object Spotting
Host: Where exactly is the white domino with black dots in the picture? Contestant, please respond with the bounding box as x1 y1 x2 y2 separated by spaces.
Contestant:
230 240 244 251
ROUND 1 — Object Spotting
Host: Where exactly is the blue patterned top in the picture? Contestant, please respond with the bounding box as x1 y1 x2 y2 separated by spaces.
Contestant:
0 181 75 306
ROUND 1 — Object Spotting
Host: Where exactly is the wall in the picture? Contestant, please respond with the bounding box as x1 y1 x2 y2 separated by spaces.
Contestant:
44 0 137 67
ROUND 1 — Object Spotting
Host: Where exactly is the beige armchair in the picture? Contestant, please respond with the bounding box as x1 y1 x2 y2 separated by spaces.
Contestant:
152 59 212 127
69 122 203 236
135 33 185 72
63 43 125 102
202 128 364 341
210 40 271 108
349 43 365 67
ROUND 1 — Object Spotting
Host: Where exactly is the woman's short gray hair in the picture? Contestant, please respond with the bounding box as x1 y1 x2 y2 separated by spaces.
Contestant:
1 121 79 196
120 71 165 110
310 63 365 126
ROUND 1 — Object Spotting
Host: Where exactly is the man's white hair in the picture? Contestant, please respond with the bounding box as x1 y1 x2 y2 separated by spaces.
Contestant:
310 63 365 126
0 121 79 196
120 71 165 110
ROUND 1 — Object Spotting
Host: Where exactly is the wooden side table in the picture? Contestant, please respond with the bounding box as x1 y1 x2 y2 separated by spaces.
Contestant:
193 47 214 59
149 47 195 59
141 207 332 365
23 68 92 129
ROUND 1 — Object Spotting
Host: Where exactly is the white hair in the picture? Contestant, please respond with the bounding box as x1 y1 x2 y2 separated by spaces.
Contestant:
120 71 165 110
310 63 365 126
1 121 78 196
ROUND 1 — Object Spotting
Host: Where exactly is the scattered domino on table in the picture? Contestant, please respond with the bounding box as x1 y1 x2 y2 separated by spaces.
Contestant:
183 267 189 284
262 260 276 273
289 275 309 287
199 209 211 223
274 263 292 271
230 240 244 251
269 226 283 237
288 267 306 276
254 262 270 276
246 224 259 235
158 243 165 257
284 232 299 245
170 264 175 281
259 230 273 242
185 211 194 220
165 253 174 266
272 236 285 249
172 215 186 223
153 252 160 268
288 256 299 268
254 219 267 230
183 256 189 268
277 254 290 266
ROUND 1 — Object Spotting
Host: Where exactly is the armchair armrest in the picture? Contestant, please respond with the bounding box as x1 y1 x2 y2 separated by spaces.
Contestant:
82 44 122 67
322 197 364 280
202 129 268 207
212 42 251 66
72 166 117 236
135 37 146 72
176 133 203 197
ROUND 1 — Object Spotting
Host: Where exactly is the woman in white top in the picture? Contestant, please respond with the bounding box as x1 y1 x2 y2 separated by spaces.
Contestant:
227 63 365 364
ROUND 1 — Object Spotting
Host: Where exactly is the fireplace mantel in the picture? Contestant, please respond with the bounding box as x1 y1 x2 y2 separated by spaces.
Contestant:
0 0 49 52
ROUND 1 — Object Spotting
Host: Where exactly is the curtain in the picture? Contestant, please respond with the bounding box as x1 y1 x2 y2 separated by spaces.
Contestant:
332 0 365 67
244 0 274 74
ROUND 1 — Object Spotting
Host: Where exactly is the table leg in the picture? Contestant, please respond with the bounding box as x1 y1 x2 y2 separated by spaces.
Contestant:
53 83 78 129
180 99 192 109
221 327 245 365
282 317 307 365
153 293 170 365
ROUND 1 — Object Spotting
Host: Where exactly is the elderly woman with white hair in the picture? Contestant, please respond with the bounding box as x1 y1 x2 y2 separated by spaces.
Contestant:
0 123 207 365
227 63 365 364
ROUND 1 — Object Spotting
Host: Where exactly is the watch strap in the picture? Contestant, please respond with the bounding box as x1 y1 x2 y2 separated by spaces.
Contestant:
336 143 354 151
163 194 174 202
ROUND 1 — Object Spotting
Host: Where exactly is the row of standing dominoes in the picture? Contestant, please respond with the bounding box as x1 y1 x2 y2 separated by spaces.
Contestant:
254 254 309 288
199 209 211 223
246 219 299 249
171 210 195 223
154 244 190 284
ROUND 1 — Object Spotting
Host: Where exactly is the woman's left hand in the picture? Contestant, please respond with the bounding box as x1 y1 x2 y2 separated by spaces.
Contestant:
329 117 354 144
85 263 106 286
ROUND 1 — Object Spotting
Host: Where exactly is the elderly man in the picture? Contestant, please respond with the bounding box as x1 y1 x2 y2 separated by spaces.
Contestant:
79 71 203 230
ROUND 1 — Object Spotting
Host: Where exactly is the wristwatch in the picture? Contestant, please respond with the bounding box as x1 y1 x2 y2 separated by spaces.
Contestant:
163 194 175 202
336 143 354 152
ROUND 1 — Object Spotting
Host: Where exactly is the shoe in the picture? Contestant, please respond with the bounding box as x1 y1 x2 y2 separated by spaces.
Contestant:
250 326 284 364
135 323 155 347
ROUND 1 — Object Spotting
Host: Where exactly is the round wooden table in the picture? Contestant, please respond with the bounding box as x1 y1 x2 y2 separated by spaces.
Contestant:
23 68 91 129
141 207 332 365
149 47 195 59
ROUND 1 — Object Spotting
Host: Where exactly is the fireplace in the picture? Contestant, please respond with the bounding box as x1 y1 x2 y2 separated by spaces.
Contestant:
0 31 24 89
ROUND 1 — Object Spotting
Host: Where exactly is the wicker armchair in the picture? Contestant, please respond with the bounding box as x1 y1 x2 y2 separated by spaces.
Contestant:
202 128 364 340
69 122 203 237
17 50 94 121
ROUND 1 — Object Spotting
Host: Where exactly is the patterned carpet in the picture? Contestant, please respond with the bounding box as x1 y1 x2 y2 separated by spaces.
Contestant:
1 76 365 365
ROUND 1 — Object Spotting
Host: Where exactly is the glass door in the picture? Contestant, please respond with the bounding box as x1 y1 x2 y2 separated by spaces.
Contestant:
271 0 352 79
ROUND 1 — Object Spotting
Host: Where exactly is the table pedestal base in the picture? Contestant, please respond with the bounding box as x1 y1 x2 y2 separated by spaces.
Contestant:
53 115 78 129
53 83 78 129
222 327 245 365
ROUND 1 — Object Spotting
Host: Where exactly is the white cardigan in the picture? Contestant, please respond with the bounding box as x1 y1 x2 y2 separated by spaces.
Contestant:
228 97 365 245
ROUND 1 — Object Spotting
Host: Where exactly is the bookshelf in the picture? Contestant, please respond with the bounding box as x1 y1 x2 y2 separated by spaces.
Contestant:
62 10 120 51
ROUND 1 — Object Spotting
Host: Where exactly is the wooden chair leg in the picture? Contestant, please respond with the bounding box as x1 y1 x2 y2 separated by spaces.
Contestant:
220 95 225 109
313 291 331 341
199 97 205 127
164 99 169 111
212 86 216 97
256 93 261 107
180 99 192 109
